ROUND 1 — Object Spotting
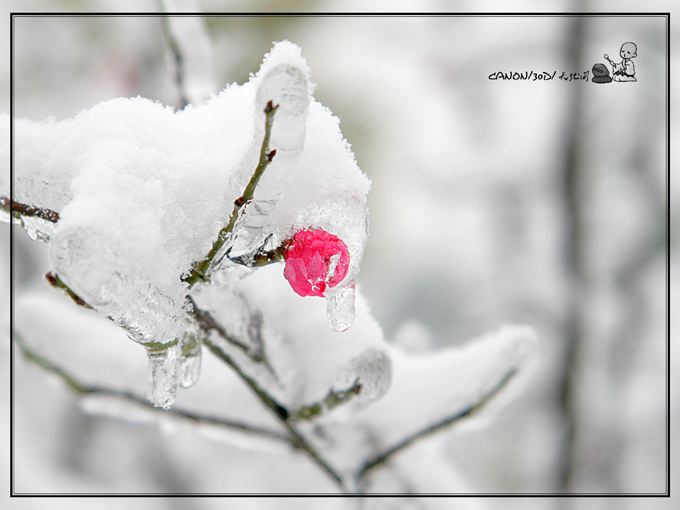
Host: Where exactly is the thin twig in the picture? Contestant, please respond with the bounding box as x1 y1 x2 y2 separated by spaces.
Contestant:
201 334 347 490
1 196 60 223
291 378 362 421
185 101 279 286
187 294 251 354
201 330 289 421
45 272 93 309
356 368 518 482
13 332 292 446
158 10 189 110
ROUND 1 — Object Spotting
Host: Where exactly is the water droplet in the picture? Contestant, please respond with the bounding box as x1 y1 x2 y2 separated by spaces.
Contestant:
326 283 356 332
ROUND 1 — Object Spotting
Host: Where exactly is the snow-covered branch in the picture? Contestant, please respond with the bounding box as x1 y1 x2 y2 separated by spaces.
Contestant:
185 99 280 286
14 332 292 449
356 367 518 483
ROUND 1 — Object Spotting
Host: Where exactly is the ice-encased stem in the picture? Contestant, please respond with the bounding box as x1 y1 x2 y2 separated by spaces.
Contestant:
226 64 310 260
178 333 202 388
291 378 362 421
185 101 279 286
1 196 59 242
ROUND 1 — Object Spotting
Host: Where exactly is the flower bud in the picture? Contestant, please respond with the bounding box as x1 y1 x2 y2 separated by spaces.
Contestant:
283 228 349 297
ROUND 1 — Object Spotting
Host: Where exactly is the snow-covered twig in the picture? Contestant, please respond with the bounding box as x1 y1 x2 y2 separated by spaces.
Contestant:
355 367 518 484
185 100 279 286
13 332 292 447
0 196 60 223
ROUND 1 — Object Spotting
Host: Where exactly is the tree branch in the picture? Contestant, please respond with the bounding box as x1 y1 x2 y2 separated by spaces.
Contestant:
1 196 60 223
355 368 518 483
34 268 348 490
45 272 93 309
201 333 347 490
158 10 190 110
13 332 292 447
555 13 586 495
290 378 362 421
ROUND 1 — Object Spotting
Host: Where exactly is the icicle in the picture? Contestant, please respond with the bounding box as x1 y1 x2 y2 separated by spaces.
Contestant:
50 226 191 408
147 342 181 409
177 352 201 389
326 282 356 332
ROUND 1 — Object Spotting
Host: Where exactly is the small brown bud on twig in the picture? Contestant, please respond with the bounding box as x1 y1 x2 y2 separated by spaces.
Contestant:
267 150 276 162
45 271 58 287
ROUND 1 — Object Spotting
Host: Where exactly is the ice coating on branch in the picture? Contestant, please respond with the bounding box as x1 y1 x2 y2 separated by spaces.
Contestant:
11 40 371 407
17 215 56 242
177 333 203 388
338 347 392 404
222 42 312 261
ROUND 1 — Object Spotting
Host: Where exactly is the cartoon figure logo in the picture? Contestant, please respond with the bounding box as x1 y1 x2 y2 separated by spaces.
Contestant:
592 42 638 84
606 42 638 82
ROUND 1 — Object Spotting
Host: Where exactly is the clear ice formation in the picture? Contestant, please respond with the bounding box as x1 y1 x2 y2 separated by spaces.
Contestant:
148 342 181 410
341 348 392 403
17 215 56 242
49 225 193 408
327 284 356 333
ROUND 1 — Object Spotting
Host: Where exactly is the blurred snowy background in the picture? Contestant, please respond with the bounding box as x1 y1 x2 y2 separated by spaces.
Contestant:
1 1 675 509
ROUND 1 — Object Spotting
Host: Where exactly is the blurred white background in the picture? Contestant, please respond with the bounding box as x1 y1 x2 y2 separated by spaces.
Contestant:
2 1 676 509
